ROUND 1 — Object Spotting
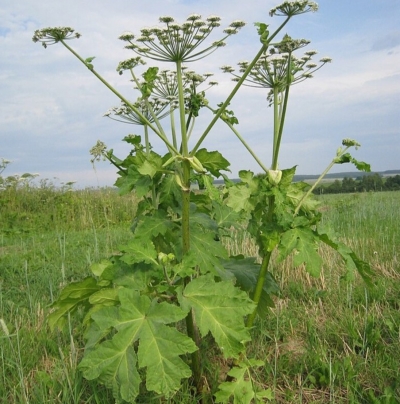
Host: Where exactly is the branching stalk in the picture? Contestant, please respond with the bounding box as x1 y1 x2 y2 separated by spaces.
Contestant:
191 17 291 155
59 39 179 155
294 145 352 215
206 105 268 174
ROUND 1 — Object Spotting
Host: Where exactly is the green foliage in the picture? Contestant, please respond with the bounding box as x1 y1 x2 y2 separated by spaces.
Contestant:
31 2 376 402
215 359 273 403
79 289 197 402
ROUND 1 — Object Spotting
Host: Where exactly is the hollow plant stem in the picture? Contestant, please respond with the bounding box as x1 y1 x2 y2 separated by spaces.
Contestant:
176 59 203 392
246 250 273 328
246 195 275 328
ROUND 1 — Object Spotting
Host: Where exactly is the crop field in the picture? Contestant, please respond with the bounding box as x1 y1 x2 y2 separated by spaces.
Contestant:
1 186 399 403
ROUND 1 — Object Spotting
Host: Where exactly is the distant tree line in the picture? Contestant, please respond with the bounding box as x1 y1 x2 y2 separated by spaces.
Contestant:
312 174 400 194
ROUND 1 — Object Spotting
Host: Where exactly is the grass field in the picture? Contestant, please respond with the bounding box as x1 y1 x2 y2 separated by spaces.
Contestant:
1 186 399 403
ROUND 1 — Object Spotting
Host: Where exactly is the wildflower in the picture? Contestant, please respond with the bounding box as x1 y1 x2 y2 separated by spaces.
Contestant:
187 14 201 21
305 50 318 56
159 16 175 23
207 15 221 23
220 65 235 73
116 57 146 75
276 35 310 53
221 40 331 104
270 1 318 17
32 27 81 48
90 140 108 163
119 14 245 63
229 20 246 29
118 31 135 41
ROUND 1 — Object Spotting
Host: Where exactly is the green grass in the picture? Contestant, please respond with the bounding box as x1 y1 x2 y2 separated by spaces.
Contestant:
1 187 399 403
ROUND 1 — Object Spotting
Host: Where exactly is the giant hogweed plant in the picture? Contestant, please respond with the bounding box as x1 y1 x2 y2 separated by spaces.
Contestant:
33 2 373 402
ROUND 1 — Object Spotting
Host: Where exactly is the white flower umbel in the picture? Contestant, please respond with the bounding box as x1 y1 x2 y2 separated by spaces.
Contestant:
105 98 170 125
270 1 318 17
32 27 81 48
119 14 245 62
221 34 331 104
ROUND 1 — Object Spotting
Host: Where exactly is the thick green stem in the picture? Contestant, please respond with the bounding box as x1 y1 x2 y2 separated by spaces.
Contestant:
182 160 202 393
247 195 275 328
272 87 280 164
272 53 292 170
176 60 189 156
176 60 203 392
246 251 272 328
170 104 178 150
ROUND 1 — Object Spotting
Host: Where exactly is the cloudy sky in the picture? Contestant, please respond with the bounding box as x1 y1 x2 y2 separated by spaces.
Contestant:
1 0 399 188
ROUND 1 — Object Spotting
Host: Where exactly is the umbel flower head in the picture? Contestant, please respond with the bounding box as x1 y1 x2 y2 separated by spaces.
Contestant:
90 140 108 163
221 35 331 103
116 57 146 75
104 98 170 125
32 27 81 48
144 69 218 103
118 14 245 62
270 1 318 17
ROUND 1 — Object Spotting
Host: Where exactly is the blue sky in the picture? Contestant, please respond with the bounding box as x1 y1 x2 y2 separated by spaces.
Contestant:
1 0 399 187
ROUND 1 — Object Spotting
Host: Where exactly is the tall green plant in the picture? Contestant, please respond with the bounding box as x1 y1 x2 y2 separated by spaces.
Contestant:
33 1 374 402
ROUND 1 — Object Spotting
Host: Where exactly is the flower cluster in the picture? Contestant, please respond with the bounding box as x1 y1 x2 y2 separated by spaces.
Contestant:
221 36 331 103
118 14 245 62
116 57 146 75
32 27 81 48
143 69 217 103
273 34 310 53
90 140 108 163
269 1 318 17
104 98 170 125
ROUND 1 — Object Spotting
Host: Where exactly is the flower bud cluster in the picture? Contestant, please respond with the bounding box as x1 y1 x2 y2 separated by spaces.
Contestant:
148 69 218 104
342 138 361 149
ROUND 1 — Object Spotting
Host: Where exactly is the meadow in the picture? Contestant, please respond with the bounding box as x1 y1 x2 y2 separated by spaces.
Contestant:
0 185 399 403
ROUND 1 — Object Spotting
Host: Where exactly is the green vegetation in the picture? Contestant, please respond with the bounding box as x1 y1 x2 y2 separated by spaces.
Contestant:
313 173 400 194
1 186 399 403
29 3 375 400
17 1 392 401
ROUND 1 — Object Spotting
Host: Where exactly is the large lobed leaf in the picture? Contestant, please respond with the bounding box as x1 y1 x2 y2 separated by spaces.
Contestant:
195 148 230 177
189 228 228 274
215 359 273 403
79 289 197 402
317 224 374 286
178 275 255 358
277 227 322 277
48 277 101 331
